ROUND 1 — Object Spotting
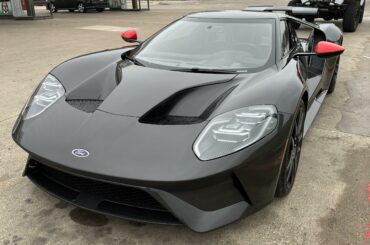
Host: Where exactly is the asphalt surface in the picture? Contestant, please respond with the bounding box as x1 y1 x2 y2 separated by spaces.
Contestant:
0 0 370 244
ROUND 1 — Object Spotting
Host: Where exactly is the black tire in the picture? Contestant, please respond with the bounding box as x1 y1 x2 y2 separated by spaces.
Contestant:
343 2 361 32
77 2 86 13
68 9 74 12
288 1 302 29
328 59 340 94
359 1 365 24
96 8 104 12
275 100 306 197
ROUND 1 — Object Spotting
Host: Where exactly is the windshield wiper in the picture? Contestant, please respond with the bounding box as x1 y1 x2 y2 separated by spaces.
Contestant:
171 68 242 74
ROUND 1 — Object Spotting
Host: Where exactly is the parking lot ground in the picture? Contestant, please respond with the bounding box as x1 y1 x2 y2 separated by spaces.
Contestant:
0 1 370 244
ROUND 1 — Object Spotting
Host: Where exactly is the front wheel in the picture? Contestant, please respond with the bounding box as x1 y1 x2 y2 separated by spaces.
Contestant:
275 100 306 197
343 2 361 32
77 2 86 13
50 3 57 12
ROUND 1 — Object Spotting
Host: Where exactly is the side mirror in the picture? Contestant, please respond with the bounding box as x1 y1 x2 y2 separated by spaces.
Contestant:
314 41 345 58
293 41 345 58
121 30 139 43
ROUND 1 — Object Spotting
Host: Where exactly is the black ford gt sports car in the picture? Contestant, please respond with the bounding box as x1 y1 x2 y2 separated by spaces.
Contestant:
13 10 345 232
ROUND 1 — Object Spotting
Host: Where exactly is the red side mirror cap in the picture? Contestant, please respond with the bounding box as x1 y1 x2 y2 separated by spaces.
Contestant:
121 30 138 43
315 41 345 58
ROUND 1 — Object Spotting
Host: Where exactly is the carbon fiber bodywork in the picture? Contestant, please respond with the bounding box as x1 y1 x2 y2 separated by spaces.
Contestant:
12 11 343 232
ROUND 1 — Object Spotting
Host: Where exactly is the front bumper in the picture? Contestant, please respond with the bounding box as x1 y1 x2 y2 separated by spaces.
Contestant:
24 157 249 232
14 102 293 232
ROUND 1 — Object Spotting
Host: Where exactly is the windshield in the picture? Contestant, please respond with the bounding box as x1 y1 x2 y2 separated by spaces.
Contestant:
134 18 275 72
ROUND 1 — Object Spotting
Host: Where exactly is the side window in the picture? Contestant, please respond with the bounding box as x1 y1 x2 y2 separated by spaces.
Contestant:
280 21 290 57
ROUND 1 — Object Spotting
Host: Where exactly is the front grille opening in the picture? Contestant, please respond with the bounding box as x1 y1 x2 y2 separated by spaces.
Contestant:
40 163 165 211
66 99 103 113
26 160 180 225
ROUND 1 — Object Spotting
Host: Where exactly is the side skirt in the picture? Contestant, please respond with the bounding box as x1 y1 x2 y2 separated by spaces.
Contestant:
303 90 328 136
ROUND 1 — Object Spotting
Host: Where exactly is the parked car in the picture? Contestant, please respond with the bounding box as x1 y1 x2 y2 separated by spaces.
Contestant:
13 8 345 232
287 0 366 32
47 0 108 13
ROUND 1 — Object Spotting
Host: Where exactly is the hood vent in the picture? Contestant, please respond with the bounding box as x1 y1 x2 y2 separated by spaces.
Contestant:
139 84 235 125
66 99 103 113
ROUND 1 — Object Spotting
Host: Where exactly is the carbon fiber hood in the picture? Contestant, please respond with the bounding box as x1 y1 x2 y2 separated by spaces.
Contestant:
51 48 238 120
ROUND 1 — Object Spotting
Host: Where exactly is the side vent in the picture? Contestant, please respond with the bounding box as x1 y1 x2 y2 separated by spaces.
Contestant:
232 173 253 206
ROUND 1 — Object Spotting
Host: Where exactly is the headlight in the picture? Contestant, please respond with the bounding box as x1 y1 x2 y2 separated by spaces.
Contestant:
193 105 278 160
23 74 65 120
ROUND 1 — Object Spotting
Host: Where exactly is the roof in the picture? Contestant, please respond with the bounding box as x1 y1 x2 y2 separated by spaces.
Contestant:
186 10 280 20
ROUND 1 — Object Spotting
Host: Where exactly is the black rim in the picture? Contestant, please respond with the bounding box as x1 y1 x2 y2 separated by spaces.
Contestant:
78 3 84 12
286 105 305 188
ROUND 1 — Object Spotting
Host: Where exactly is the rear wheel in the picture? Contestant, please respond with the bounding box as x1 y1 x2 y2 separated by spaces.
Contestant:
96 8 104 12
275 100 306 197
328 59 340 94
68 9 74 12
77 2 86 13
343 2 361 32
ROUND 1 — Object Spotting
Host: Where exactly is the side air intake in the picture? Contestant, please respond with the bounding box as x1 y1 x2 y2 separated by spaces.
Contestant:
139 83 235 125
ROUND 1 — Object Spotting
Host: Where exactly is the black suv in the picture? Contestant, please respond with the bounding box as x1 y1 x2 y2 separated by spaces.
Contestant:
47 0 108 13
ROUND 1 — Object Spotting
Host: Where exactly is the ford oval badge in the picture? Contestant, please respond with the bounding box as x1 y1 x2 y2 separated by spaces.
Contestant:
72 149 90 158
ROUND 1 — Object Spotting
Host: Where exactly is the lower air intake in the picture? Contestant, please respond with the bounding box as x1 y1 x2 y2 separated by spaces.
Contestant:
26 159 181 225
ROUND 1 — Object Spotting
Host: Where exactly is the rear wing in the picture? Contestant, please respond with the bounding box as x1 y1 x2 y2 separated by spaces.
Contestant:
245 6 318 16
